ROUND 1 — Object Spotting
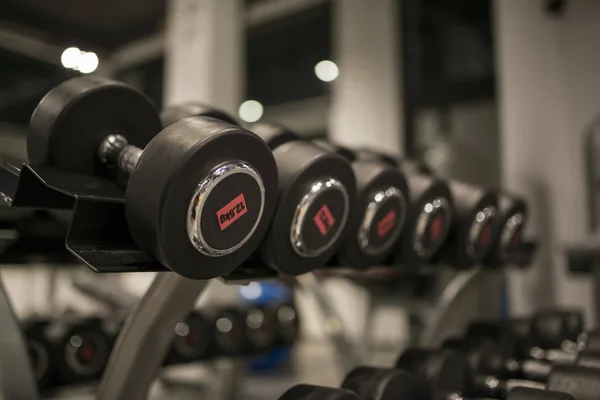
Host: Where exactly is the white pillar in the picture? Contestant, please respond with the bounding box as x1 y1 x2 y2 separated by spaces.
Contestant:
329 0 403 155
495 0 600 324
164 0 243 112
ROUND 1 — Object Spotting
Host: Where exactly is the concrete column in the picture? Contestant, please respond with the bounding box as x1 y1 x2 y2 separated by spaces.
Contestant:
329 0 403 155
164 0 243 112
495 0 600 323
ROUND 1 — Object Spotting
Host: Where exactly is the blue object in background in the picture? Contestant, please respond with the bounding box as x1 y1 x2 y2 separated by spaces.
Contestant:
238 281 292 305
238 281 295 372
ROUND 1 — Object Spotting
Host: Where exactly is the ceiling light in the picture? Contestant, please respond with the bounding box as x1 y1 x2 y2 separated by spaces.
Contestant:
238 100 264 123
314 60 339 82
78 52 99 74
61 47 81 69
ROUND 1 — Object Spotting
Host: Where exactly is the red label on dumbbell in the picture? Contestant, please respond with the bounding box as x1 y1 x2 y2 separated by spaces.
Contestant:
429 215 443 241
377 209 397 238
313 204 336 236
216 193 248 231
186 331 200 345
510 227 521 248
479 223 492 246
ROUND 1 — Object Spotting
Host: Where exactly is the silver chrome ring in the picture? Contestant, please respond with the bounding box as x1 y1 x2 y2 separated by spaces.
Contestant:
290 178 350 258
357 186 407 256
64 332 108 376
500 212 524 255
466 206 497 257
412 196 452 257
187 161 265 257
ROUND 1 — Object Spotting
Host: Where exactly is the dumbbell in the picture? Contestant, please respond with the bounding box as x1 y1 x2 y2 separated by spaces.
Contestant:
341 366 426 400
242 121 357 274
442 336 600 383
431 179 498 269
278 384 361 400
341 364 573 400
159 112 357 275
377 156 498 269
466 311 594 362
271 302 300 345
210 307 247 356
22 317 56 390
37 316 112 386
530 310 585 350
472 365 600 400
396 347 600 400
28 77 278 279
165 310 213 365
483 193 528 268
312 141 410 268
243 305 278 353
353 149 455 268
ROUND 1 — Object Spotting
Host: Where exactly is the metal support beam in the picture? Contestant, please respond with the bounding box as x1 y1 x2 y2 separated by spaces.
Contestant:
494 0 600 322
163 0 243 112
0 270 40 400
96 274 209 400
329 0 403 155
0 28 63 66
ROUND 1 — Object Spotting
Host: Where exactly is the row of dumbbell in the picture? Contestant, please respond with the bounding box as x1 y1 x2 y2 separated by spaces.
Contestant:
24 302 298 391
275 309 598 400
10 76 531 281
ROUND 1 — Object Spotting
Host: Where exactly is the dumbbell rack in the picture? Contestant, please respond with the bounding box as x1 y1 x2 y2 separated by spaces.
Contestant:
0 230 40 400
296 266 503 374
97 274 209 400
0 162 168 274
0 162 217 399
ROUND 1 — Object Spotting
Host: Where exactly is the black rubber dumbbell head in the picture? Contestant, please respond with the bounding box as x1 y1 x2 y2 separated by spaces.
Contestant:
271 303 300 344
442 337 506 376
127 117 278 279
393 170 454 268
350 150 450 267
313 140 357 162
465 321 523 359
22 318 54 389
483 193 528 268
353 148 399 167
575 350 600 369
166 310 213 364
55 318 112 384
210 307 246 356
244 306 277 351
317 143 410 268
578 330 600 352
342 160 408 267
279 384 361 400
547 365 600 400
28 76 162 176
531 310 584 349
250 122 356 275
341 366 429 400
395 348 473 398
508 387 574 400
161 102 239 127
29 78 279 280
433 181 498 269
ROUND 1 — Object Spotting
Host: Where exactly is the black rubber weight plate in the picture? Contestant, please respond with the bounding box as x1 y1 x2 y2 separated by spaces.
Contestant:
28 76 162 175
161 102 239 127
